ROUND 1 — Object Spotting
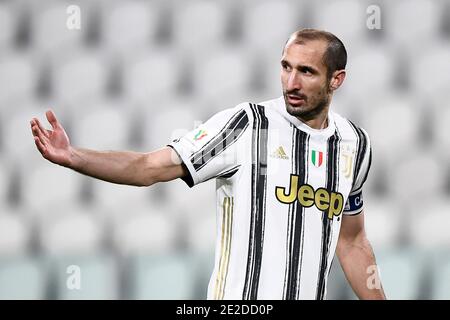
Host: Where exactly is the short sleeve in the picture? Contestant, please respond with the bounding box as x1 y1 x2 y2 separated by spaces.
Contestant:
343 128 372 216
167 104 250 187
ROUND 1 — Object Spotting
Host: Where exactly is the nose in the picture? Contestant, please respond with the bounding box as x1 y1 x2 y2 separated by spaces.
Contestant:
287 70 302 91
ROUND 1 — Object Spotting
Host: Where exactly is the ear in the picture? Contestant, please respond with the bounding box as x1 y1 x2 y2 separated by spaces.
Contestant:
329 70 346 91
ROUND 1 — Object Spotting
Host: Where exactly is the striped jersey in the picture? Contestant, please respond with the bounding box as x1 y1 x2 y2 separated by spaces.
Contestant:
168 96 371 300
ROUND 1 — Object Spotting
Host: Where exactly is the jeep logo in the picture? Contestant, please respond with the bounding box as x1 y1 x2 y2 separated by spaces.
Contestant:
275 174 344 220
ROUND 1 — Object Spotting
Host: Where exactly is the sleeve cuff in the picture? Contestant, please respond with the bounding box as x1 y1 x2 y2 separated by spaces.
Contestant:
167 144 196 188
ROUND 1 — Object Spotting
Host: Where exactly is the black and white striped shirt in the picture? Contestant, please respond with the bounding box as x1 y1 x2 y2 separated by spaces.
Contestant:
168 96 371 300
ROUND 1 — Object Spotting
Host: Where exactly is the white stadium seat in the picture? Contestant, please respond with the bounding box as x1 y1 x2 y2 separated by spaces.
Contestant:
72 103 131 150
410 44 450 102
432 101 450 160
0 210 31 257
122 49 181 105
363 197 402 251
242 0 299 56
40 208 104 256
365 93 421 164
172 1 229 54
142 100 201 151
409 200 450 250
52 49 109 105
192 47 252 107
313 0 368 53
22 163 83 214
103 1 160 54
389 151 444 204
342 43 396 104
4 103 53 164
114 207 177 256
0 53 36 107
32 2 86 57
386 0 442 51
0 3 16 49
91 180 153 212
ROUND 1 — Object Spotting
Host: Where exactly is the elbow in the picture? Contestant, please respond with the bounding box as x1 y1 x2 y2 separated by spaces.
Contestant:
134 153 157 187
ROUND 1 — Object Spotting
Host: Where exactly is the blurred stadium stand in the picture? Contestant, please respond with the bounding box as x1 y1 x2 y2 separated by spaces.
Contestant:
0 0 449 299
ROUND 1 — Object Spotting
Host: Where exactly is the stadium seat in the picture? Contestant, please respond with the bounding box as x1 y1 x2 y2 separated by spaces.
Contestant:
130 253 198 299
40 208 104 256
184 201 216 254
343 43 396 104
142 100 201 151
0 159 10 206
363 197 402 251
0 53 36 107
0 257 47 299
31 1 86 57
113 208 177 256
409 200 450 250
0 2 16 50
122 49 181 106
192 47 253 109
172 1 229 54
242 0 300 56
52 49 109 106
91 180 153 212
375 248 424 300
385 0 442 51
51 254 118 300
365 93 421 164
22 162 83 215
389 151 444 204
71 102 131 150
313 0 368 52
0 210 31 257
410 44 450 103
432 100 450 160
102 0 160 55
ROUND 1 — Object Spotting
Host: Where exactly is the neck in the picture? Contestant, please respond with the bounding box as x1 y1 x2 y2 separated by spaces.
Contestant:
296 104 330 130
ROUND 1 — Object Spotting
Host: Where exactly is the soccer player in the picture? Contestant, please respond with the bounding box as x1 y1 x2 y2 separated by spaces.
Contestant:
30 28 386 300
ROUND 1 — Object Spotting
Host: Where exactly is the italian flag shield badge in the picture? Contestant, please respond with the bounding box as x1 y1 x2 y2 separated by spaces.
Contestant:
311 150 324 167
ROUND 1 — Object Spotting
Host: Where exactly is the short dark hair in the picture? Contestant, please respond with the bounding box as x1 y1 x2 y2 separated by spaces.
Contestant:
285 28 347 80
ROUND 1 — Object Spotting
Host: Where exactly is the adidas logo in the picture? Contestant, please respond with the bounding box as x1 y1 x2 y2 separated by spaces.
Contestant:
270 146 289 160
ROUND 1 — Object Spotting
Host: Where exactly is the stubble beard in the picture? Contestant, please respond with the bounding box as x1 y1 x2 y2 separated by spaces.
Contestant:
283 82 331 122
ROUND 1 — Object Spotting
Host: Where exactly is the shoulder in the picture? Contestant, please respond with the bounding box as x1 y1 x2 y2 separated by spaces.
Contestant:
332 111 371 144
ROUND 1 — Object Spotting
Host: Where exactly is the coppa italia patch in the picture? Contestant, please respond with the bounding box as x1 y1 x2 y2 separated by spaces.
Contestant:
193 129 207 141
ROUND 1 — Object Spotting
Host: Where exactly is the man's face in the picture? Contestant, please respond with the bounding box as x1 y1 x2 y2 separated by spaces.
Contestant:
281 39 331 121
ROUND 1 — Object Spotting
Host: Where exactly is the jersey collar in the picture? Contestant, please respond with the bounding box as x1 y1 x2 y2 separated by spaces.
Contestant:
275 96 336 138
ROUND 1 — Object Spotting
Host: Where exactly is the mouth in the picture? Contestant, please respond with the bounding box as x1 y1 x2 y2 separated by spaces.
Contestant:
286 94 306 106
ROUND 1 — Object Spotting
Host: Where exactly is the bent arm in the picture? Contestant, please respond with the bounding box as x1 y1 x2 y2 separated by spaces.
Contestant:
336 211 386 300
68 146 187 187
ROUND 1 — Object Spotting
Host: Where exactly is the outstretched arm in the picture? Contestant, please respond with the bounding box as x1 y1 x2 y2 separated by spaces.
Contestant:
30 110 187 187
336 211 386 300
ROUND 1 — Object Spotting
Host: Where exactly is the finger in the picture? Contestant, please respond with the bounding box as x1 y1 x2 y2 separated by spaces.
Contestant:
32 123 48 145
46 110 59 130
33 118 50 138
34 136 47 155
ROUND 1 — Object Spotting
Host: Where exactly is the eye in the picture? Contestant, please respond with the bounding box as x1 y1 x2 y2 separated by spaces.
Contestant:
281 62 291 71
301 67 312 74
300 66 316 75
